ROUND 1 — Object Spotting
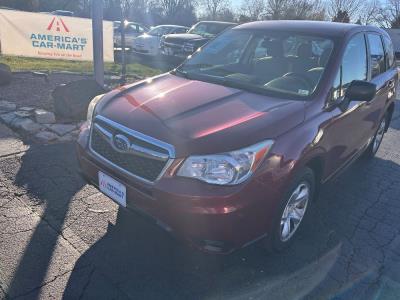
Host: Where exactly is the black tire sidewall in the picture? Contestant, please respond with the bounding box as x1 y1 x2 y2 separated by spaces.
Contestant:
364 113 388 159
270 167 316 252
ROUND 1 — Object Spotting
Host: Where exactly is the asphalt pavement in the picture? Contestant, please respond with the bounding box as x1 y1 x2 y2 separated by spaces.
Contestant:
0 100 400 299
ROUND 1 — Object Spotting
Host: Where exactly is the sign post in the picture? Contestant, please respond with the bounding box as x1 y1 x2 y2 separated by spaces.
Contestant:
92 0 104 87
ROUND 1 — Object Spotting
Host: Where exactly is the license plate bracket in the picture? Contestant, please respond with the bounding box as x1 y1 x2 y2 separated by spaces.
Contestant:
98 171 127 207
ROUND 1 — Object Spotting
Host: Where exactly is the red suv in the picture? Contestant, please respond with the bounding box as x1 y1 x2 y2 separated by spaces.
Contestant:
77 21 397 254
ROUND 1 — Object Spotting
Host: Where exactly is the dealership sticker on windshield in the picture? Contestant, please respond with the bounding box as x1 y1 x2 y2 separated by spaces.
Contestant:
298 89 310 96
99 171 127 207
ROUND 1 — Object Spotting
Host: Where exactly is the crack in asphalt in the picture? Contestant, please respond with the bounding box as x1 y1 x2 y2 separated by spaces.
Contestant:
0 149 28 160
78 267 95 300
10 265 91 300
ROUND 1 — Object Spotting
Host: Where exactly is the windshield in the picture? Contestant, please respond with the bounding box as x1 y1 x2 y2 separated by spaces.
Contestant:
177 29 334 99
148 26 173 36
188 23 232 38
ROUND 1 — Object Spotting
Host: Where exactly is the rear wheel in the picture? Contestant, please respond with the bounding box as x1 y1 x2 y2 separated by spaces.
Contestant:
267 167 316 252
364 113 388 159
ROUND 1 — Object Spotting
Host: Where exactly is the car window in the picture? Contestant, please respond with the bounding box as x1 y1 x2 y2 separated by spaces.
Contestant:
174 28 187 34
125 24 138 33
367 34 386 78
332 33 367 101
189 23 233 38
253 39 268 59
178 29 334 99
138 25 146 33
383 35 395 69
332 71 342 101
148 26 171 36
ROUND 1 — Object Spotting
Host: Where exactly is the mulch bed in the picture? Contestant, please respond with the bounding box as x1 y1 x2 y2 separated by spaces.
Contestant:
0 72 90 112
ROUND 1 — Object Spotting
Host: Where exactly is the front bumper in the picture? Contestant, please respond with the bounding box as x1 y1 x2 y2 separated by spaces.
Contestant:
76 126 282 254
160 44 192 58
132 45 158 56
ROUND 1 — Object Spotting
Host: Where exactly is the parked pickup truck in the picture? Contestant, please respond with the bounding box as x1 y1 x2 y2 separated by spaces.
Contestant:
159 21 236 59
77 21 397 254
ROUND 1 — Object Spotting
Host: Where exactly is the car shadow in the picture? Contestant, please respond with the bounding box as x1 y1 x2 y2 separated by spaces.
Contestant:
63 153 400 299
1 142 87 299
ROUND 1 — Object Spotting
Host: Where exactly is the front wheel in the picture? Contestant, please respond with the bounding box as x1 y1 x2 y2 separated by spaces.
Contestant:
267 167 316 252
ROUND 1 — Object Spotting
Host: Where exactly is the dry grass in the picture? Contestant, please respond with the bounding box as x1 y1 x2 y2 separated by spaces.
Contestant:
0 55 162 78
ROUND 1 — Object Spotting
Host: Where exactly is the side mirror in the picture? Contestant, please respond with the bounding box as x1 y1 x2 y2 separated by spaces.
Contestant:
345 80 376 102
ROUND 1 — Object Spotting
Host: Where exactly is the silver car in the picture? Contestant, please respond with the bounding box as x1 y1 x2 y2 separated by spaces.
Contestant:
114 21 149 50
132 25 188 56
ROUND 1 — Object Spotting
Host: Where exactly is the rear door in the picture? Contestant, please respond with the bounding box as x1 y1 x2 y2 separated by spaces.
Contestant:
382 34 398 106
365 33 394 137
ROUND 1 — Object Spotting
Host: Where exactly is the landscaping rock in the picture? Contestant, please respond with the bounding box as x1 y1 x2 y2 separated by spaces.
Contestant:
19 107 36 112
15 118 42 134
12 117 31 129
0 101 17 112
0 112 18 125
0 63 12 86
34 109 56 124
45 123 76 136
35 131 59 143
52 79 107 121
15 111 32 118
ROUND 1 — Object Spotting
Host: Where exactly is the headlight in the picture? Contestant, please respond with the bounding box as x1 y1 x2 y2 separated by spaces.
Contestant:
159 36 166 48
177 140 274 185
87 94 104 127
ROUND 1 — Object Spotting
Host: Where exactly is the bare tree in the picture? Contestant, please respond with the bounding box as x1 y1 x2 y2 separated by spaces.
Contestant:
285 0 326 20
374 0 400 28
240 0 266 21
201 0 230 20
356 0 381 25
264 0 325 20
326 0 364 22
265 0 288 20
149 0 197 25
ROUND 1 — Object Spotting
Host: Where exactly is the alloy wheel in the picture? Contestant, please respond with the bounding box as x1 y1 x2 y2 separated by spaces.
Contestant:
280 182 310 242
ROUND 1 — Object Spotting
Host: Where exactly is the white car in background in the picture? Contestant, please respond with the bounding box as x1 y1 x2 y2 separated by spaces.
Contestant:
132 25 189 56
114 21 149 50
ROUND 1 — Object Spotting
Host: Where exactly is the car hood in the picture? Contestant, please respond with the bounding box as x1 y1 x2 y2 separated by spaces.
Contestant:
164 33 208 43
134 35 159 45
97 74 305 157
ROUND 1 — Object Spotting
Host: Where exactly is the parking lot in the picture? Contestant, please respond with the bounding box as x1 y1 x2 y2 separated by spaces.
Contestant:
0 83 399 299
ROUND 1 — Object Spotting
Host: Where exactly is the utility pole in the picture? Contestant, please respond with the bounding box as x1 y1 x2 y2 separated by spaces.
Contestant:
92 0 104 87
119 0 127 84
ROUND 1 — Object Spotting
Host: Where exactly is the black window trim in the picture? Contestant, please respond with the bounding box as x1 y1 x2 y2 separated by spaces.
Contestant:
382 34 395 70
366 32 387 79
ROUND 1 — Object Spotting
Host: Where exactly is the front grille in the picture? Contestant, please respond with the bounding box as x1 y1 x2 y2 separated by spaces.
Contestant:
163 42 183 50
90 119 170 182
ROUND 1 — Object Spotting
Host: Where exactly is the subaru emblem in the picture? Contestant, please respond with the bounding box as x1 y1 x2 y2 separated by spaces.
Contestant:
113 134 130 152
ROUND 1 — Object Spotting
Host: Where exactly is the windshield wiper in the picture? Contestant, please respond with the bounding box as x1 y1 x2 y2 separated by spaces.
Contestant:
171 68 189 79
182 63 214 71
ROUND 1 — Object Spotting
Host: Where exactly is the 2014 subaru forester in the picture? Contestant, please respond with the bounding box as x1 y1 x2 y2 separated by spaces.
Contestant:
77 21 397 254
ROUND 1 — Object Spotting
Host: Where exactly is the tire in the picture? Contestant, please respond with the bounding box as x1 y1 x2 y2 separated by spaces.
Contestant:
267 167 316 252
364 113 388 159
